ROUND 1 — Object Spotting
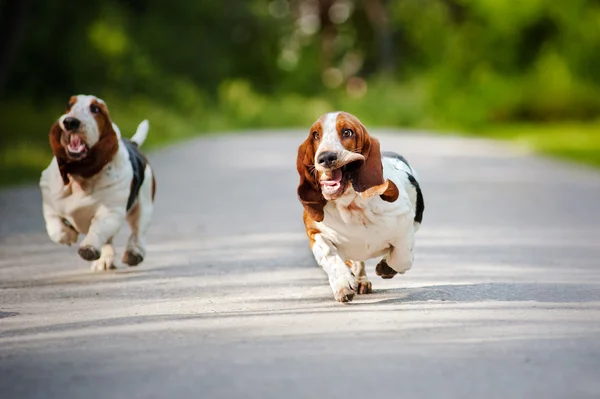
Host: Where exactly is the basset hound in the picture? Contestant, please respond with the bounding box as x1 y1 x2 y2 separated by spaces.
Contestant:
297 112 424 302
40 95 156 271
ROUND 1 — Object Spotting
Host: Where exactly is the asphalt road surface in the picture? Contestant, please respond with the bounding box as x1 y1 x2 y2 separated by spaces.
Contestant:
1 130 600 399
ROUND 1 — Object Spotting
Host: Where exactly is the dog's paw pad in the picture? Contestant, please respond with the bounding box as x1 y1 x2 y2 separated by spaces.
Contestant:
78 245 101 261
122 250 144 266
376 260 398 279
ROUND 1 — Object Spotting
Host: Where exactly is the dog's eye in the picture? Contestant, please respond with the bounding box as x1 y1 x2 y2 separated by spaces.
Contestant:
342 128 353 138
90 104 100 114
312 131 320 140
66 102 73 111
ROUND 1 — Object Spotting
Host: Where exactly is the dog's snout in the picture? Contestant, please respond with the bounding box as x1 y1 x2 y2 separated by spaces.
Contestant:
63 117 81 131
317 151 338 167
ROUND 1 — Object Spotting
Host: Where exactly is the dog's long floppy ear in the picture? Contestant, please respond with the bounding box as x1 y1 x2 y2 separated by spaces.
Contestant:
351 133 399 203
48 121 70 184
297 138 326 222
91 101 119 162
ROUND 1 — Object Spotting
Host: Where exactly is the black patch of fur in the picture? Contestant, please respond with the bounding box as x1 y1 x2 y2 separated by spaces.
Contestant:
123 139 146 211
381 151 412 171
381 151 424 223
407 173 424 224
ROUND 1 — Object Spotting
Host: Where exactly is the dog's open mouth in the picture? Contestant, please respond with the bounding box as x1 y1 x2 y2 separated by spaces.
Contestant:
320 168 342 193
67 135 88 158
320 167 350 198
319 160 363 197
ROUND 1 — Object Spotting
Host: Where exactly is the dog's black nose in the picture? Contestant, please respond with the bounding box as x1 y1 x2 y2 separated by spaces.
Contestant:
63 117 81 131
317 151 338 167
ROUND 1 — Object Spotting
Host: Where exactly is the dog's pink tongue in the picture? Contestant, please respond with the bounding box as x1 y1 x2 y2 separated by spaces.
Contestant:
68 135 85 152
70 135 82 147
320 169 342 186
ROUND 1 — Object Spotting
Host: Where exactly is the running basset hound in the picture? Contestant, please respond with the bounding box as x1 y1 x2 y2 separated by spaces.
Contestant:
40 95 155 271
297 112 424 302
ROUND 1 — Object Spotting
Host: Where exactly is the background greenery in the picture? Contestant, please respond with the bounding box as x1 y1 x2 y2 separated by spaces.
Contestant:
1 0 599 185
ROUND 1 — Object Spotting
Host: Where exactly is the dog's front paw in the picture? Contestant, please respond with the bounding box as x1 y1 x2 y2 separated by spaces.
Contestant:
332 274 357 303
78 245 101 261
334 286 356 303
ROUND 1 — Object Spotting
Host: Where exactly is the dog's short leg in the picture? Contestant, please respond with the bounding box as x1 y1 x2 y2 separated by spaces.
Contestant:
43 203 78 246
90 240 116 272
123 168 154 267
79 208 125 262
346 260 372 294
312 234 357 303
386 225 415 275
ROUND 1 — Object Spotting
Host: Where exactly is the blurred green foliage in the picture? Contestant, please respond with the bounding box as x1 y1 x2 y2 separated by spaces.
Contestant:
1 0 600 185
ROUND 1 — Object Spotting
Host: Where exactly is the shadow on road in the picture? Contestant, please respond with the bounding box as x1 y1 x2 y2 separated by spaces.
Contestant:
373 283 600 304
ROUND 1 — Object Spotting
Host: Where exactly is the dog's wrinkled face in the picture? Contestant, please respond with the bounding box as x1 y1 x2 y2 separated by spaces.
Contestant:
297 111 398 222
310 112 369 200
56 95 111 160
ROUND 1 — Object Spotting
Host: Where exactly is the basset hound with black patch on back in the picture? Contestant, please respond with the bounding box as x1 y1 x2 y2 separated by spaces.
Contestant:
297 111 424 302
40 95 156 271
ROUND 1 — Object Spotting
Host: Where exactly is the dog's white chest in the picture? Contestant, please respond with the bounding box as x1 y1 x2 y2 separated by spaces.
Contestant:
39 155 131 234
318 192 413 262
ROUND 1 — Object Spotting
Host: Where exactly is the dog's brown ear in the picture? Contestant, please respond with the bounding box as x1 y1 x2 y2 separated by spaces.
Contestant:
352 135 399 203
92 100 119 160
49 121 70 184
297 137 326 222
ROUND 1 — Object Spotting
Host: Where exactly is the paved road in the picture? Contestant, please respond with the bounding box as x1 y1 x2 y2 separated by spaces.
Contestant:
1 130 600 399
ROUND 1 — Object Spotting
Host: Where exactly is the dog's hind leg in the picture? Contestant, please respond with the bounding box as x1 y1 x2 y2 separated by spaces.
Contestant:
386 223 415 275
376 220 415 279
123 167 154 267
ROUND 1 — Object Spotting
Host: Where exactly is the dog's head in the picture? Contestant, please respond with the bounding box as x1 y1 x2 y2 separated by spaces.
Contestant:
296 111 398 221
49 95 119 184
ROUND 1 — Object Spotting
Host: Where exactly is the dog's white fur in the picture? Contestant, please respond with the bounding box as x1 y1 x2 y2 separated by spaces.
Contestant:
301 112 422 302
40 95 154 271
312 156 420 298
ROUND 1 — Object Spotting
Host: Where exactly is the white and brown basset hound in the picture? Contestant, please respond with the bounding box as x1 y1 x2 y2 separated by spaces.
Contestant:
297 112 424 302
40 95 156 271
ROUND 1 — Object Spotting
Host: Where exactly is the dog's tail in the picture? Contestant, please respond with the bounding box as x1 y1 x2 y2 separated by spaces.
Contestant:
130 120 149 147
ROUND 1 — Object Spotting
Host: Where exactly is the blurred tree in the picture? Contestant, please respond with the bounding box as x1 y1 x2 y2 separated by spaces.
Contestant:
0 0 30 95
317 0 337 70
1 0 599 124
364 0 394 73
